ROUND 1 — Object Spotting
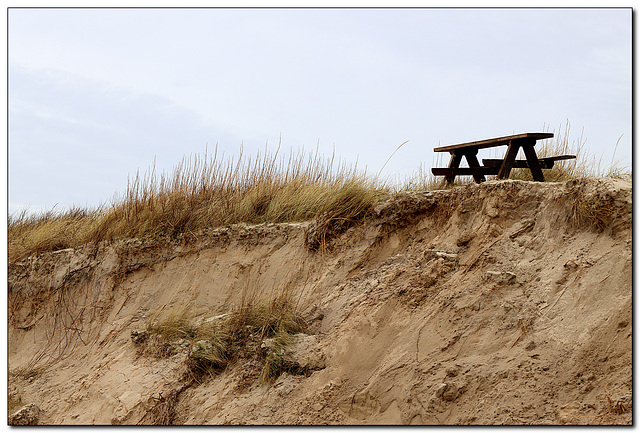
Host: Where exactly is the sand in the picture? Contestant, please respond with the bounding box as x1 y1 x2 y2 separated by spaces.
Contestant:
8 177 632 425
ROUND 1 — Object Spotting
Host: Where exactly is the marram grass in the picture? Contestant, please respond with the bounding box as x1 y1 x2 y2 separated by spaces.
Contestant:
9 147 387 262
9 124 630 262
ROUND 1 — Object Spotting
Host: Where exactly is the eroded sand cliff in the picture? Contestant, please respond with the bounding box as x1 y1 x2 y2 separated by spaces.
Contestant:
8 177 632 425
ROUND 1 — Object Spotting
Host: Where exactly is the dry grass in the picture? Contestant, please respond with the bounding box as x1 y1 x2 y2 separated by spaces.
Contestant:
8 207 100 262
108 146 384 239
138 291 307 385
184 294 307 382
137 290 308 424
147 305 195 341
138 305 197 358
9 146 386 263
567 194 615 232
228 293 307 340
9 123 630 262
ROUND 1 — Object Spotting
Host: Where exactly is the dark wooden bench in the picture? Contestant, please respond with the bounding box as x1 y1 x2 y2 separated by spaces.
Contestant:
432 132 575 185
481 155 576 169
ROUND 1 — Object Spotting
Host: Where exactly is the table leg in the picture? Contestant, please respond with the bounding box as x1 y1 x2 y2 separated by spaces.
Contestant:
497 141 520 179
463 149 486 183
444 152 463 185
521 141 545 182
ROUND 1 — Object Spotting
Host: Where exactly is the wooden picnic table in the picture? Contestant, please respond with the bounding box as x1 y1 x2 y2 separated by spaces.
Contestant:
431 132 575 185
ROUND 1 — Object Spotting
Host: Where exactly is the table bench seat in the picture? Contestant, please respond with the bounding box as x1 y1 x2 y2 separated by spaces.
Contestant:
431 166 499 177
481 155 576 169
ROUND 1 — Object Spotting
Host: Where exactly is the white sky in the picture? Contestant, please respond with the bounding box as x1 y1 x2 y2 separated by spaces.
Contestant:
7 7 632 214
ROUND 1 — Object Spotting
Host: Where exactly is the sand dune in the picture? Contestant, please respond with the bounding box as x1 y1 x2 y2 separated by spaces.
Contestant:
8 177 632 425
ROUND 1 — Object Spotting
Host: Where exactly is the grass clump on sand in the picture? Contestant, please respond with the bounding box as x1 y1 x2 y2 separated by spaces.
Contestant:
137 296 306 426
137 292 307 384
9 146 386 263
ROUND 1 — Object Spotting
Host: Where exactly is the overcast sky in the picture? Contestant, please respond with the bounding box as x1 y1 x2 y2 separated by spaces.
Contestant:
8 7 632 215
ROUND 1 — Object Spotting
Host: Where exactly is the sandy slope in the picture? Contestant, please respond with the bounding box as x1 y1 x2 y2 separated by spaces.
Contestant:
8 177 632 425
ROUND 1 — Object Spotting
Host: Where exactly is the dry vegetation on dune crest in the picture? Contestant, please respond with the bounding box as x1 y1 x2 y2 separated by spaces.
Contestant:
8 123 630 263
9 147 386 263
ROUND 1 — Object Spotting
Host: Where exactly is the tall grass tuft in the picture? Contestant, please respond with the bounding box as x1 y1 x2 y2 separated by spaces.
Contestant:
137 290 307 385
100 145 384 240
9 146 386 262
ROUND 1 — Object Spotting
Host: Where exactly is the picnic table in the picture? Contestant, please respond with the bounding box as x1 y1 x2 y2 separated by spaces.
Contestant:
431 132 575 185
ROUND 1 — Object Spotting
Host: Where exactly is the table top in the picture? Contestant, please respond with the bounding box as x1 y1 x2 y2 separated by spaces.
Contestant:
434 132 554 153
